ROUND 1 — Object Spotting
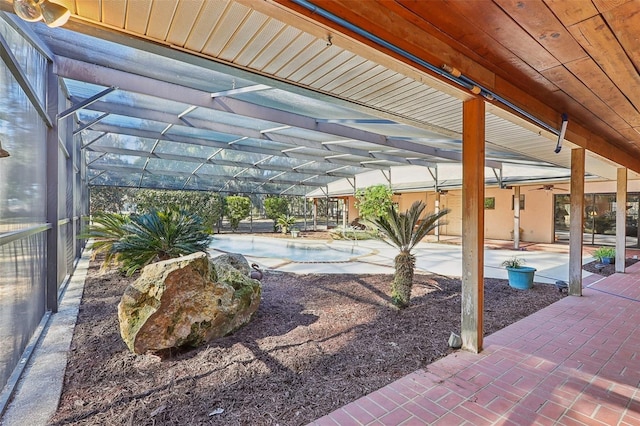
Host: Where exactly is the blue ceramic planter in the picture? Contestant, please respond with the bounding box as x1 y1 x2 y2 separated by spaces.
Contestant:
505 266 536 290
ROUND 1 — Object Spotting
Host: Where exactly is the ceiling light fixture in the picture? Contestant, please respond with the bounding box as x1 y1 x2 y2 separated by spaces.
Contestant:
0 140 10 158
13 0 70 28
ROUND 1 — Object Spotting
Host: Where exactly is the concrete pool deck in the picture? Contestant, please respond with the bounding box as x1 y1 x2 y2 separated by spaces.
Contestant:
210 235 597 285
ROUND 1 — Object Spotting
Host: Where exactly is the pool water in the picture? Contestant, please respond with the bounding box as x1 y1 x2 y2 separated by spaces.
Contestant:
209 236 371 262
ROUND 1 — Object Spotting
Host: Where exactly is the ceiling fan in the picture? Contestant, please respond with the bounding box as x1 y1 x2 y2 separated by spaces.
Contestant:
528 184 568 192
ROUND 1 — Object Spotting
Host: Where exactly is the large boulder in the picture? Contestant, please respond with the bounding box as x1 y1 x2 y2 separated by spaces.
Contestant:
117 252 261 354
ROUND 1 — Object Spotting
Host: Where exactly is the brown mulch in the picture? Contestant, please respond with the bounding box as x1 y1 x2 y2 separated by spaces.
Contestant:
50 261 566 426
582 258 639 277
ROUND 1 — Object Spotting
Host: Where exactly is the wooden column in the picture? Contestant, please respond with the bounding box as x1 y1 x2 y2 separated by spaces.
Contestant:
513 186 521 249
461 98 485 353
616 168 627 273
569 148 585 296
435 190 441 241
342 198 347 229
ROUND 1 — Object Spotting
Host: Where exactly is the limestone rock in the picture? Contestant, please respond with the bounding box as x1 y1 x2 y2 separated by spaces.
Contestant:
118 252 261 354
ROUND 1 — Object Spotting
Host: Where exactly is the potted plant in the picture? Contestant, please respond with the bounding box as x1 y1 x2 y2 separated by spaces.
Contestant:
290 227 299 238
593 246 615 264
501 257 536 290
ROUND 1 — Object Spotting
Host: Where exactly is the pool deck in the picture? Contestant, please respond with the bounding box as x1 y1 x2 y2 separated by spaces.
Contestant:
211 235 598 285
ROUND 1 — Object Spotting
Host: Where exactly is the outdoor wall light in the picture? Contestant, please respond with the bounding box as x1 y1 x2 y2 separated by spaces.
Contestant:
13 0 70 28
0 140 10 158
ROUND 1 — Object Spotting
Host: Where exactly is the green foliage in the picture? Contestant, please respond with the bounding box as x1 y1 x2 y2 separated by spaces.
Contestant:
133 189 225 233
89 187 135 214
264 197 289 231
113 209 212 276
593 246 615 261
369 201 450 308
355 185 393 222
81 212 131 269
225 196 251 231
501 257 526 268
276 215 296 233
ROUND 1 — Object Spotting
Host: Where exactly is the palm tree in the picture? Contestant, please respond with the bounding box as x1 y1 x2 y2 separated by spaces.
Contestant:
370 201 450 308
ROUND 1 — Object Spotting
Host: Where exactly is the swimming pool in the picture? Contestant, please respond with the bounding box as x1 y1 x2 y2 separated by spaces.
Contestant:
209 236 372 262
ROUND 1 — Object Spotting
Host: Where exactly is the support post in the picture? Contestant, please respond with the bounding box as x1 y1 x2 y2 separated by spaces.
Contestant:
513 186 521 249
569 148 585 296
435 190 441 241
342 198 347 229
461 98 485 353
303 197 307 231
616 168 627 273
45 64 59 313
313 198 317 231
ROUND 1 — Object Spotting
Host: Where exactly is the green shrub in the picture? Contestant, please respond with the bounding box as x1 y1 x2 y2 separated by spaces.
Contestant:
113 209 212 276
225 196 251 231
133 189 225 233
264 197 289 231
355 185 393 222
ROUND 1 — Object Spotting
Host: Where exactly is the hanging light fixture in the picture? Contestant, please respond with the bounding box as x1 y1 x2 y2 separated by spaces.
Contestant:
13 0 70 28
0 140 9 158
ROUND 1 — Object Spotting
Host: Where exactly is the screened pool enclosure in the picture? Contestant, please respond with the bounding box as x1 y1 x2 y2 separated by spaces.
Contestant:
0 1 635 407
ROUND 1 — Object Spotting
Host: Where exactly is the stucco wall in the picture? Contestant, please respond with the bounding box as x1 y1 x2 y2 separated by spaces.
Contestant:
341 179 640 243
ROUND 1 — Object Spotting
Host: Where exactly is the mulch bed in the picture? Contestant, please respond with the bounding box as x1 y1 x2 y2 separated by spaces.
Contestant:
582 258 639 276
50 258 567 426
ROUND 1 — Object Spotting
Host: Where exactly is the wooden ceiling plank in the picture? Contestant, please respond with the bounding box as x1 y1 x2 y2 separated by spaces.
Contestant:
542 0 599 26
493 0 587 64
564 57 640 127
307 0 496 88
101 0 126 28
435 0 561 71
393 0 560 94
541 65 629 130
568 15 640 113
166 0 207 47
592 0 635 13
602 1 640 74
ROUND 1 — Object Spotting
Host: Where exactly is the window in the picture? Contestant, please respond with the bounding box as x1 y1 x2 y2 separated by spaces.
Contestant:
511 194 525 210
484 197 495 209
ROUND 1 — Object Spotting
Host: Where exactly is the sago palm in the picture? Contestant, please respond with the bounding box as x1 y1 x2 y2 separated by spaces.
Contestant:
370 201 450 308
81 212 131 270
113 209 212 276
